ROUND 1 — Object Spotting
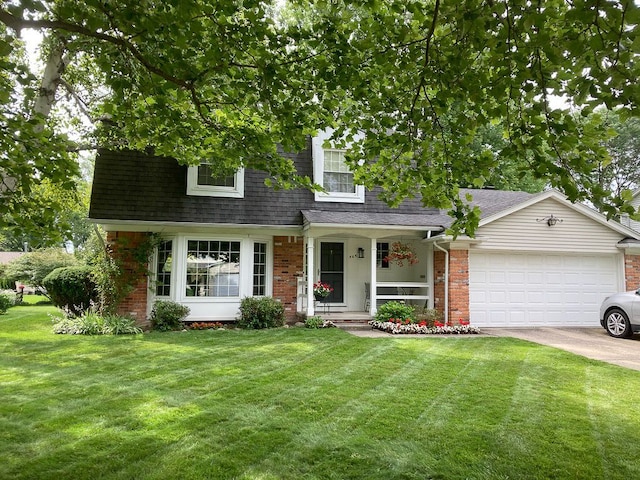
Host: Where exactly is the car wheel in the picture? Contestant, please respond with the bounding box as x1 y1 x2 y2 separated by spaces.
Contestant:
605 308 632 338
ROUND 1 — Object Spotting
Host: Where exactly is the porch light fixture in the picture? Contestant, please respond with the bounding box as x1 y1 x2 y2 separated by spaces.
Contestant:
536 214 563 227
357 247 365 258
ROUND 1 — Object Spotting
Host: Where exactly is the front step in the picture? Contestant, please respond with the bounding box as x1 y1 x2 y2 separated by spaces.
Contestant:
327 319 372 331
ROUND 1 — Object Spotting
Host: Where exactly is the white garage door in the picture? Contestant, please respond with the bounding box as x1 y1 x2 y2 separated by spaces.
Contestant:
469 252 622 327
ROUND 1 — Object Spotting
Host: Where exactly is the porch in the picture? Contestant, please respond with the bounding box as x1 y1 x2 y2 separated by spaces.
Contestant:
296 278 431 317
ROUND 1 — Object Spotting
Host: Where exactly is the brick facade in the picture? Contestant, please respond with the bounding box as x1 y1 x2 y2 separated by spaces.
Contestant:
432 248 469 325
273 236 305 322
449 249 470 324
433 250 446 320
625 253 640 291
107 231 150 327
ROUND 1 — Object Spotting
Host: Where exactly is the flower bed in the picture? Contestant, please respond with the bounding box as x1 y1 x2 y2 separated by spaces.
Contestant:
369 320 481 335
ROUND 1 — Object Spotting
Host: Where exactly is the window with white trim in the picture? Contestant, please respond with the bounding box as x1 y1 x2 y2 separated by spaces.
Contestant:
155 240 173 296
312 130 365 203
323 149 355 194
187 163 244 198
185 240 240 297
376 242 389 269
253 242 267 296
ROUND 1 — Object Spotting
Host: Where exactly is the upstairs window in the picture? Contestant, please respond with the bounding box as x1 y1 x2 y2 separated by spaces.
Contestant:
187 163 244 198
312 130 365 203
323 149 355 194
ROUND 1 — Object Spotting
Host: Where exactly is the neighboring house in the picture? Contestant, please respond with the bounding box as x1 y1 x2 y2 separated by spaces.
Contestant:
0 252 24 265
621 188 640 233
89 135 640 328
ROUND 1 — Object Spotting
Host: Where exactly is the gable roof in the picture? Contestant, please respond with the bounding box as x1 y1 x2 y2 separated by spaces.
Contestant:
90 146 636 239
477 189 640 239
89 145 441 228
459 188 534 219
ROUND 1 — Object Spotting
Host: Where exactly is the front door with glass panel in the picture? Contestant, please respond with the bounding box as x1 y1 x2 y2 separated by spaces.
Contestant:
320 242 344 303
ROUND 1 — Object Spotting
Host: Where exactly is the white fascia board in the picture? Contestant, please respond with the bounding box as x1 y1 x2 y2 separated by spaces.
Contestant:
479 189 640 239
91 218 302 235
422 234 480 248
302 222 443 231
616 242 640 255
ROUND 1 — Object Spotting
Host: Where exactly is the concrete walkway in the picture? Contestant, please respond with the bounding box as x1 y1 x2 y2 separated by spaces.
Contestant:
484 327 640 371
347 326 640 371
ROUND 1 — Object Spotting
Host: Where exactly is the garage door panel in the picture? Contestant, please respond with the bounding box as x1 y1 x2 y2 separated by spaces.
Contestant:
470 252 621 327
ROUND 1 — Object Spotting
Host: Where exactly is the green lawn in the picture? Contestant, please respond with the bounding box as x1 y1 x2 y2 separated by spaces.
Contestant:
1 306 640 480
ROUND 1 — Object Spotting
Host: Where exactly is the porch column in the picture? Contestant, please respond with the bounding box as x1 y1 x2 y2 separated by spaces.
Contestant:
370 238 377 316
306 236 315 316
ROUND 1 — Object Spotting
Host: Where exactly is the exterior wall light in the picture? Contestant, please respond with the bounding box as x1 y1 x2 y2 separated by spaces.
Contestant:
357 247 365 258
536 214 563 227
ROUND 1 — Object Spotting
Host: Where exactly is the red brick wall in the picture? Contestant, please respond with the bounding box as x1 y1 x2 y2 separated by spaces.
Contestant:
273 236 305 321
449 249 470 324
106 231 150 327
625 254 640 291
432 248 470 325
449 250 469 325
433 250 446 320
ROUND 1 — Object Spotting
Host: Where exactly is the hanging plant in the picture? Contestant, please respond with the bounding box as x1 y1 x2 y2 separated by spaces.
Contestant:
384 241 418 267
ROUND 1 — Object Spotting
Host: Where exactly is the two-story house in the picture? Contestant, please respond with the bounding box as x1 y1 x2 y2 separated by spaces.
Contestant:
89 134 640 328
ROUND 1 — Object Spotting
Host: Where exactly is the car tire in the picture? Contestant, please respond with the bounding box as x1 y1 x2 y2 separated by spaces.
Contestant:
604 308 633 338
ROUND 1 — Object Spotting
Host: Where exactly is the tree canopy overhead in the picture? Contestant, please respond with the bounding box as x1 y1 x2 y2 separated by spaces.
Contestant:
1 0 639 235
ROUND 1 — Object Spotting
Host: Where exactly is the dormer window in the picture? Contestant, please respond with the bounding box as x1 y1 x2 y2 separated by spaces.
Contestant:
187 162 244 198
324 149 355 194
312 130 365 203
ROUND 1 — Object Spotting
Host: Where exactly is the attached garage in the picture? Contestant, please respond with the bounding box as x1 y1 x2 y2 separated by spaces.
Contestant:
430 190 638 329
469 251 622 327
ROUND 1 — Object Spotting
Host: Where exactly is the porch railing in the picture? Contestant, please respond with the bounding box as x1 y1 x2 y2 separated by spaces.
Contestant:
296 278 308 314
375 282 430 307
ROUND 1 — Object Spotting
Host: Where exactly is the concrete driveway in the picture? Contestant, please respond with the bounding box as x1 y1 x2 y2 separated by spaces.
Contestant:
485 327 640 371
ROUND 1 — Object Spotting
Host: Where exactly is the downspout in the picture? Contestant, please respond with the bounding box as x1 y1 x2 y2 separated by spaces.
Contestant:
433 240 449 326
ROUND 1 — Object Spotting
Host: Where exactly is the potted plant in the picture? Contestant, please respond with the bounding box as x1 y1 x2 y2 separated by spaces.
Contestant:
313 281 333 301
384 241 419 267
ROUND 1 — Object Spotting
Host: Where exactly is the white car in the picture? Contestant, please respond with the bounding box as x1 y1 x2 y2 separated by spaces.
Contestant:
600 289 640 338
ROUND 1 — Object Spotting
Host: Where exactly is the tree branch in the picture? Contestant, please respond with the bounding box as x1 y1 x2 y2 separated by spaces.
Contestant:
0 9 193 90
410 0 441 125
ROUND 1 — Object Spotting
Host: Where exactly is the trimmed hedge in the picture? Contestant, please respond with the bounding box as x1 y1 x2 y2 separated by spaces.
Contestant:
150 300 190 331
237 297 285 329
42 266 98 315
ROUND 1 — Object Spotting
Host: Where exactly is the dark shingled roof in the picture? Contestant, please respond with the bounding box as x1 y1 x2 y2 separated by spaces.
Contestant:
301 210 451 227
89 139 537 228
459 188 535 218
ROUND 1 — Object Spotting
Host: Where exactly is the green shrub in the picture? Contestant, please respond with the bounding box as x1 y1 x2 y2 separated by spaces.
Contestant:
0 264 11 289
237 297 285 329
52 310 142 335
42 265 97 316
150 300 190 331
374 301 416 324
304 315 324 329
5 249 78 292
0 290 16 314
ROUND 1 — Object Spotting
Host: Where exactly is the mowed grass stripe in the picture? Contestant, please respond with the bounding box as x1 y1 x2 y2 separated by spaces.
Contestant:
2 307 640 479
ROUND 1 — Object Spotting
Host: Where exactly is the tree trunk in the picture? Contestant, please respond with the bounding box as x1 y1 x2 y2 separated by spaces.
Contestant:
32 36 68 122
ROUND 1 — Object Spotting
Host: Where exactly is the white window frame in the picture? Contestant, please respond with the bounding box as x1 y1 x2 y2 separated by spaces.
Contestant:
186 164 245 198
312 130 365 203
152 237 176 298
